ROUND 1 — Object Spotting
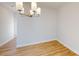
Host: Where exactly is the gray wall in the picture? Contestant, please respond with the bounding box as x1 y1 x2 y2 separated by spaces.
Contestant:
15 7 57 47
57 3 79 54
0 5 14 44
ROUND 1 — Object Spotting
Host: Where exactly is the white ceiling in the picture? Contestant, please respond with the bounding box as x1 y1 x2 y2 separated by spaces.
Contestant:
0 2 69 12
23 2 68 9
37 2 68 9
0 2 68 9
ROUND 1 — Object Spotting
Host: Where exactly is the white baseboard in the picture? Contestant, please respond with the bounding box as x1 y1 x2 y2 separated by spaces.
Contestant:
17 38 57 48
0 35 15 47
56 39 79 55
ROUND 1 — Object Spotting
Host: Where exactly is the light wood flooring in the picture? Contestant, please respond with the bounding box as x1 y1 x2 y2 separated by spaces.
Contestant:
16 40 78 56
0 38 16 56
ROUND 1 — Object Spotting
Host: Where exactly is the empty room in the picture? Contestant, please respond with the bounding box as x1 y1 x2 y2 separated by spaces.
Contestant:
0 2 79 56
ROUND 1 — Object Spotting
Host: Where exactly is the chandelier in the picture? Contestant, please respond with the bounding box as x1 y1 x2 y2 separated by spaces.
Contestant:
16 2 41 17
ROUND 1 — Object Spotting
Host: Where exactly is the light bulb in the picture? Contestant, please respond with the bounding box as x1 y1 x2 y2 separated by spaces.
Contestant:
31 2 37 11
16 2 23 11
36 7 41 15
30 10 34 15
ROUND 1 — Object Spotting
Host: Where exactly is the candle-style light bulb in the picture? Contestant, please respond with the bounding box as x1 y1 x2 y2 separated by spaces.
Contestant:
31 2 37 11
36 7 41 15
30 10 34 15
16 2 23 11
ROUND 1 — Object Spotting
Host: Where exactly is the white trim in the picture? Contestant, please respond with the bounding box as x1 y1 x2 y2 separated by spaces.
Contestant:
56 39 79 55
17 38 57 48
0 35 15 47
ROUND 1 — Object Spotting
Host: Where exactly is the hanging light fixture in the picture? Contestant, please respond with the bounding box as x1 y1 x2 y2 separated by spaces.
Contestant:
16 2 41 17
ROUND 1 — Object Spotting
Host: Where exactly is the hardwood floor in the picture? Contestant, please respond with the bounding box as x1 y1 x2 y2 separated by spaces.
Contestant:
0 37 16 56
0 39 77 56
16 40 78 56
